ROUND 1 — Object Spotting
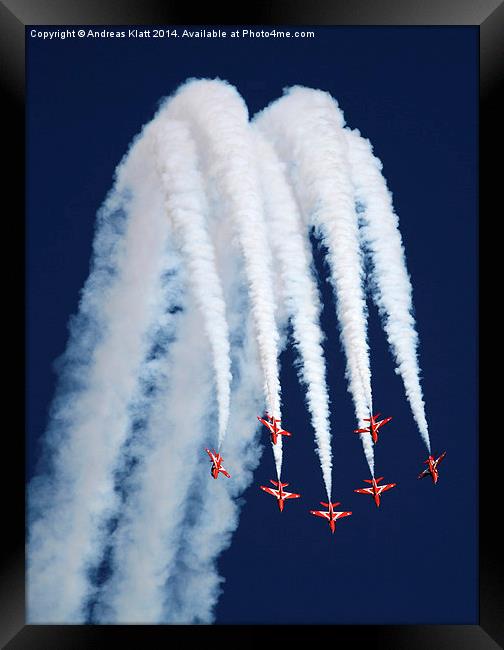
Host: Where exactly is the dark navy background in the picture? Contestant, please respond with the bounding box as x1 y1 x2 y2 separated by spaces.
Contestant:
27 27 477 624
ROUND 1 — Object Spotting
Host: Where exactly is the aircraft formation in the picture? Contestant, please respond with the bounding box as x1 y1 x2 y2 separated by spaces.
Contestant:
205 412 446 535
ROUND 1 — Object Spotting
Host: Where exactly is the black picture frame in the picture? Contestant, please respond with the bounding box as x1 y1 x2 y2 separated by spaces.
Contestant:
4 0 498 646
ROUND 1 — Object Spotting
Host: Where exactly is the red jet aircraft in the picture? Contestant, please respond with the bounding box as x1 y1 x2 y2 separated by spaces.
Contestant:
418 451 447 484
260 479 301 512
205 448 231 480
309 501 352 534
354 476 397 507
354 412 393 444
257 413 292 445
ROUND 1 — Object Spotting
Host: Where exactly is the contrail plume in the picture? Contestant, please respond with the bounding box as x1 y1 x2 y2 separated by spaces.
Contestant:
27 124 184 622
344 127 431 452
252 126 333 499
161 309 266 624
164 78 283 475
96 291 215 622
97 201 266 624
153 116 232 447
255 86 375 475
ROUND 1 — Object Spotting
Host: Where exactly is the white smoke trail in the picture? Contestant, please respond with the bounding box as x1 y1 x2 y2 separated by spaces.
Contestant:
83 97 267 622
154 116 232 447
85 254 186 622
252 127 333 499
344 127 431 452
27 123 184 623
95 290 215 622
162 305 265 624
94 155 266 623
255 86 375 475
164 78 283 477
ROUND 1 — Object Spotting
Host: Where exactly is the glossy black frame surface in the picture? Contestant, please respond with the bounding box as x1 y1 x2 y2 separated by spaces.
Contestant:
4 0 499 646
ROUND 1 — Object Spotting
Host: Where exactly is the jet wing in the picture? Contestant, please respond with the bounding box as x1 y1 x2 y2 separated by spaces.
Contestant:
279 428 292 436
260 486 280 498
205 448 217 462
436 451 447 465
354 487 373 495
284 491 301 500
310 510 330 520
220 468 231 478
377 483 396 494
354 427 370 434
334 511 352 520
376 417 392 429
418 468 430 479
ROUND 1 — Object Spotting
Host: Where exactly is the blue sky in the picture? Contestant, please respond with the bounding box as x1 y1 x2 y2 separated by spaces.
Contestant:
27 26 477 624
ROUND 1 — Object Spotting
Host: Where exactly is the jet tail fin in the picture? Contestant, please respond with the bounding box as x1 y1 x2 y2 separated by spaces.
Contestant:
363 479 374 484
270 479 289 488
